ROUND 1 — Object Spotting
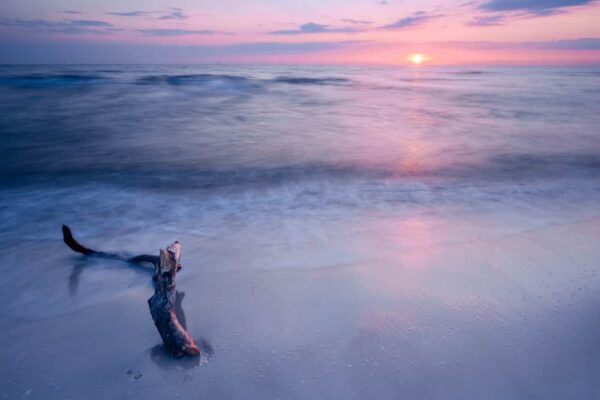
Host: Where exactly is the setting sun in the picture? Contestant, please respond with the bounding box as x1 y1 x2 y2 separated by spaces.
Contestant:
407 53 430 65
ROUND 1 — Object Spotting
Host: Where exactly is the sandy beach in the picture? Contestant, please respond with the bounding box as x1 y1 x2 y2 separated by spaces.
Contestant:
1 211 599 399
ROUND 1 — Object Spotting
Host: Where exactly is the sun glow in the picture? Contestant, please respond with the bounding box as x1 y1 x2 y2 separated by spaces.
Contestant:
407 53 430 65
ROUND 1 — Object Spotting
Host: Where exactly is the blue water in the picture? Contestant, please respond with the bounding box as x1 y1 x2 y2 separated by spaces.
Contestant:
1 65 599 240
1 65 600 399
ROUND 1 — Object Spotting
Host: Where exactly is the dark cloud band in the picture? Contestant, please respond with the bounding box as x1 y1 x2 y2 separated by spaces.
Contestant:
480 0 594 13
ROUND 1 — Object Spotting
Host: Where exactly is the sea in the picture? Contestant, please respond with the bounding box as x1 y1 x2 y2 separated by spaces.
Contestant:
1 65 599 239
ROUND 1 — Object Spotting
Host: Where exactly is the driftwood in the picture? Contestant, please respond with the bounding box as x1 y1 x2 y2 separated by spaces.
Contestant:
148 242 200 357
62 225 181 278
61 225 199 357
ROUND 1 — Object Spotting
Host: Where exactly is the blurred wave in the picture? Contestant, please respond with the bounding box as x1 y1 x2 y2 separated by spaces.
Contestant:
273 76 350 85
0 73 107 86
0 64 599 240
0 71 354 89
2 153 600 190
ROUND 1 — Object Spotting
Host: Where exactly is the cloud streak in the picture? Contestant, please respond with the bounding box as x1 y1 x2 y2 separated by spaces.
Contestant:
381 11 442 30
480 0 595 15
446 37 600 49
0 18 114 34
268 22 357 35
70 20 112 27
341 18 373 24
107 11 149 17
106 8 190 20
158 8 188 20
466 15 506 26
137 29 222 37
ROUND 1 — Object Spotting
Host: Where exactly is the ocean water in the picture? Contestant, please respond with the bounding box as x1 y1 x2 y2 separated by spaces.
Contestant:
1 65 600 399
1 65 599 238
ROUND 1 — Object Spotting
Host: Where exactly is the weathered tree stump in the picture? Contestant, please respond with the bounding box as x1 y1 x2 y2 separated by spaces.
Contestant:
148 242 200 357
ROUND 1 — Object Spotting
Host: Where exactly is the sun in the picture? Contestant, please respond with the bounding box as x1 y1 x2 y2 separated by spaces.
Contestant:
407 53 430 65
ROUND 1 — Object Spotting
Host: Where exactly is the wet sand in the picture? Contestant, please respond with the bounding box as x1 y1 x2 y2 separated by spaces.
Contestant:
1 216 599 400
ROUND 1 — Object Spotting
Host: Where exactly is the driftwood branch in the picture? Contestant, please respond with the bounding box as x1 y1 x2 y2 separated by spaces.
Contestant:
62 225 97 255
62 224 182 278
148 243 200 357
61 225 198 357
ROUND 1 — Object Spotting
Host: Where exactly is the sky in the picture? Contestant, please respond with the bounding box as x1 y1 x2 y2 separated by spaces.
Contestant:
0 0 599 64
